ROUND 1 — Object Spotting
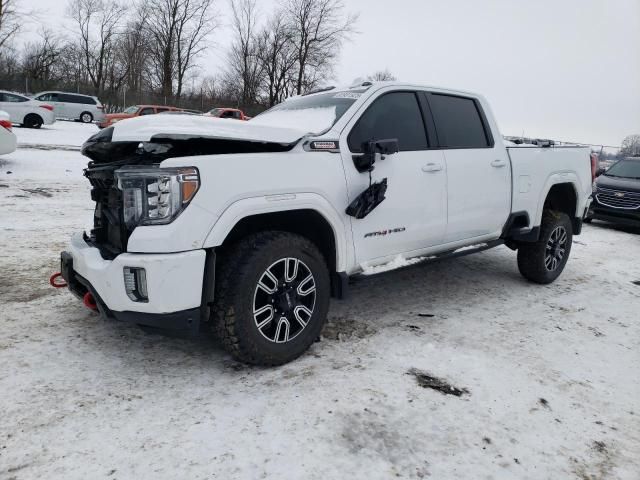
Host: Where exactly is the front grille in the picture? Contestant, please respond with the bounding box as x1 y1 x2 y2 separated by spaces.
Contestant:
595 187 640 210
85 167 127 258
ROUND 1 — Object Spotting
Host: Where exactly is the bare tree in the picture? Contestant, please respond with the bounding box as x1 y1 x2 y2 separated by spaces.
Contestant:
144 0 217 100
621 134 640 157
257 13 297 106
0 0 21 51
285 0 357 95
22 29 63 91
67 0 128 97
367 69 396 81
121 9 149 98
225 0 263 106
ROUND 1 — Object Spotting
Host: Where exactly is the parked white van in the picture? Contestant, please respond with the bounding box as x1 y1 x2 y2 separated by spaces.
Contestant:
33 91 105 124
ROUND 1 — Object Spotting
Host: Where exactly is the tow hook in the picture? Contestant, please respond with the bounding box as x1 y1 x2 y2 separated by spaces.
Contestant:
83 292 98 311
49 272 67 288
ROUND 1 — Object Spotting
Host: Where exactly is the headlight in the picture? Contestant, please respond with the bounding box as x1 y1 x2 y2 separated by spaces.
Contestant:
115 166 200 228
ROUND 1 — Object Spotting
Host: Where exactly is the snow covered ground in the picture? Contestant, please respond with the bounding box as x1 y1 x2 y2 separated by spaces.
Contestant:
1 122 639 479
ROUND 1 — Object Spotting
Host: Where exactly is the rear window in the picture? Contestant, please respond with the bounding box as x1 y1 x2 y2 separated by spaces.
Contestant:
429 94 491 149
1 92 29 102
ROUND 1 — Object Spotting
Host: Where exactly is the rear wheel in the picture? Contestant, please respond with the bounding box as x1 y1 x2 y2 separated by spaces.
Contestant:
212 231 330 365
24 114 43 129
80 112 93 123
517 210 573 284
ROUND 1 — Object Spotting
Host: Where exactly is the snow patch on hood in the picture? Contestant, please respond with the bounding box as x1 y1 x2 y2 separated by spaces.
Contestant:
110 114 308 144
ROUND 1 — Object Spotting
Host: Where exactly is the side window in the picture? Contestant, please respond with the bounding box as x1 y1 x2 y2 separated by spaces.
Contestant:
3 93 29 103
69 95 88 104
428 94 491 149
232 111 241 119
156 107 169 113
348 92 428 152
139 107 155 116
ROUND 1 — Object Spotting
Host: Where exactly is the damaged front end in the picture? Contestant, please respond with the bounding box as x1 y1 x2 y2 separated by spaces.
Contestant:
82 126 296 259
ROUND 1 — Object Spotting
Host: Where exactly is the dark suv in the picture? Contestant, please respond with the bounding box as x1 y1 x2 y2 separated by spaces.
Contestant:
587 157 640 227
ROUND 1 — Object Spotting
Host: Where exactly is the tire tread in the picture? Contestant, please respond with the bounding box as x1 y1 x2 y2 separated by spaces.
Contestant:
211 231 327 365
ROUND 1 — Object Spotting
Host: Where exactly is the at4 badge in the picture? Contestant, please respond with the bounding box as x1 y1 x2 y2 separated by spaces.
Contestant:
364 227 406 238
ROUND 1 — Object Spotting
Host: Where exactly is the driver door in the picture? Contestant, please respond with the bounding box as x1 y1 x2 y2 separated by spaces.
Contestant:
340 90 448 265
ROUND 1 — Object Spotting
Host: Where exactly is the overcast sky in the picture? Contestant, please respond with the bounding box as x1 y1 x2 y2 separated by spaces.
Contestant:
16 0 640 147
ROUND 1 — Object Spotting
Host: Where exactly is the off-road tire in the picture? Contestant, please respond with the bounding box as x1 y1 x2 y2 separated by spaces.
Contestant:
211 231 330 366
24 114 43 129
80 112 93 123
517 210 573 284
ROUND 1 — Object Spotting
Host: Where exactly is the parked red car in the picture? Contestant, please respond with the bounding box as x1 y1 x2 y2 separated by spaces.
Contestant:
206 108 251 120
98 105 184 128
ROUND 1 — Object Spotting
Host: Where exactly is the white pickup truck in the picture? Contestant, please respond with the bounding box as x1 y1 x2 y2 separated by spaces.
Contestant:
59 82 593 365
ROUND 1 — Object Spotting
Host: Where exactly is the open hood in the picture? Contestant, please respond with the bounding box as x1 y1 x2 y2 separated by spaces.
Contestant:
111 114 308 145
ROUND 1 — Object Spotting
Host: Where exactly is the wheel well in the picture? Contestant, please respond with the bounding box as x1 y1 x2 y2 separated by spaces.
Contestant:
24 113 42 122
544 183 577 218
221 209 338 271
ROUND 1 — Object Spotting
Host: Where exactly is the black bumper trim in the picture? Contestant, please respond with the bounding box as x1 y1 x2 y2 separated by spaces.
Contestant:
589 211 640 228
61 251 202 337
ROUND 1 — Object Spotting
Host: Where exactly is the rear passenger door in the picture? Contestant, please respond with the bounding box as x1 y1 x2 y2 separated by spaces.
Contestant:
341 90 448 264
426 93 511 242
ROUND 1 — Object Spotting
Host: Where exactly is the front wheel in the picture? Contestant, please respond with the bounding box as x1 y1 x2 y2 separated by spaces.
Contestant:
212 231 330 365
517 210 573 284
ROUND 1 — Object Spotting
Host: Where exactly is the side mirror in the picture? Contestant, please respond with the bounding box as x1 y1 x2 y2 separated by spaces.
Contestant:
596 167 606 177
352 138 399 173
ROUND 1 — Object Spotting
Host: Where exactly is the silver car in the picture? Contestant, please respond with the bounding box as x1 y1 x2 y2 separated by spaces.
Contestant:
32 91 105 124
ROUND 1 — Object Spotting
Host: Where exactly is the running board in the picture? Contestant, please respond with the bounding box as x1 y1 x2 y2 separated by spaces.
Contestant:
358 239 505 277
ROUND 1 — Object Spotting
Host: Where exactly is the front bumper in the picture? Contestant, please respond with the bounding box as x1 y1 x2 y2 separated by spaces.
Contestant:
588 198 640 227
61 233 207 335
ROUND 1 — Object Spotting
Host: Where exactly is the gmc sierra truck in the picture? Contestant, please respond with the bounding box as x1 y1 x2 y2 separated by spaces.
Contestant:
59 82 593 365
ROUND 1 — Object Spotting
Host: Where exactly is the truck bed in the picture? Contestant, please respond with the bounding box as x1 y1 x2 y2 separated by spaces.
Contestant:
506 145 592 228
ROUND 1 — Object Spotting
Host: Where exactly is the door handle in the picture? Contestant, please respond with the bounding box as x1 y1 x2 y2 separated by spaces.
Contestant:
422 163 443 173
491 159 507 168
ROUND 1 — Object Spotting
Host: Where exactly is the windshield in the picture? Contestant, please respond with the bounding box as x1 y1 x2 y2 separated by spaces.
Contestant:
123 106 139 114
208 108 224 116
250 91 361 133
604 159 640 179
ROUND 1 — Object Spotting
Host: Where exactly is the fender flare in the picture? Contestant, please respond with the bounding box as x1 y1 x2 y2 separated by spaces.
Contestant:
202 193 351 272
533 172 582 227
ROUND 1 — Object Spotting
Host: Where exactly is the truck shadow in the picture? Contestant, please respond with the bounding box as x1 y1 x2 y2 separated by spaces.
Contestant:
72 246 526 377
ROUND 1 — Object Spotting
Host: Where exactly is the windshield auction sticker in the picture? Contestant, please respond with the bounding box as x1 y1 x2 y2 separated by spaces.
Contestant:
333 92 362 99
